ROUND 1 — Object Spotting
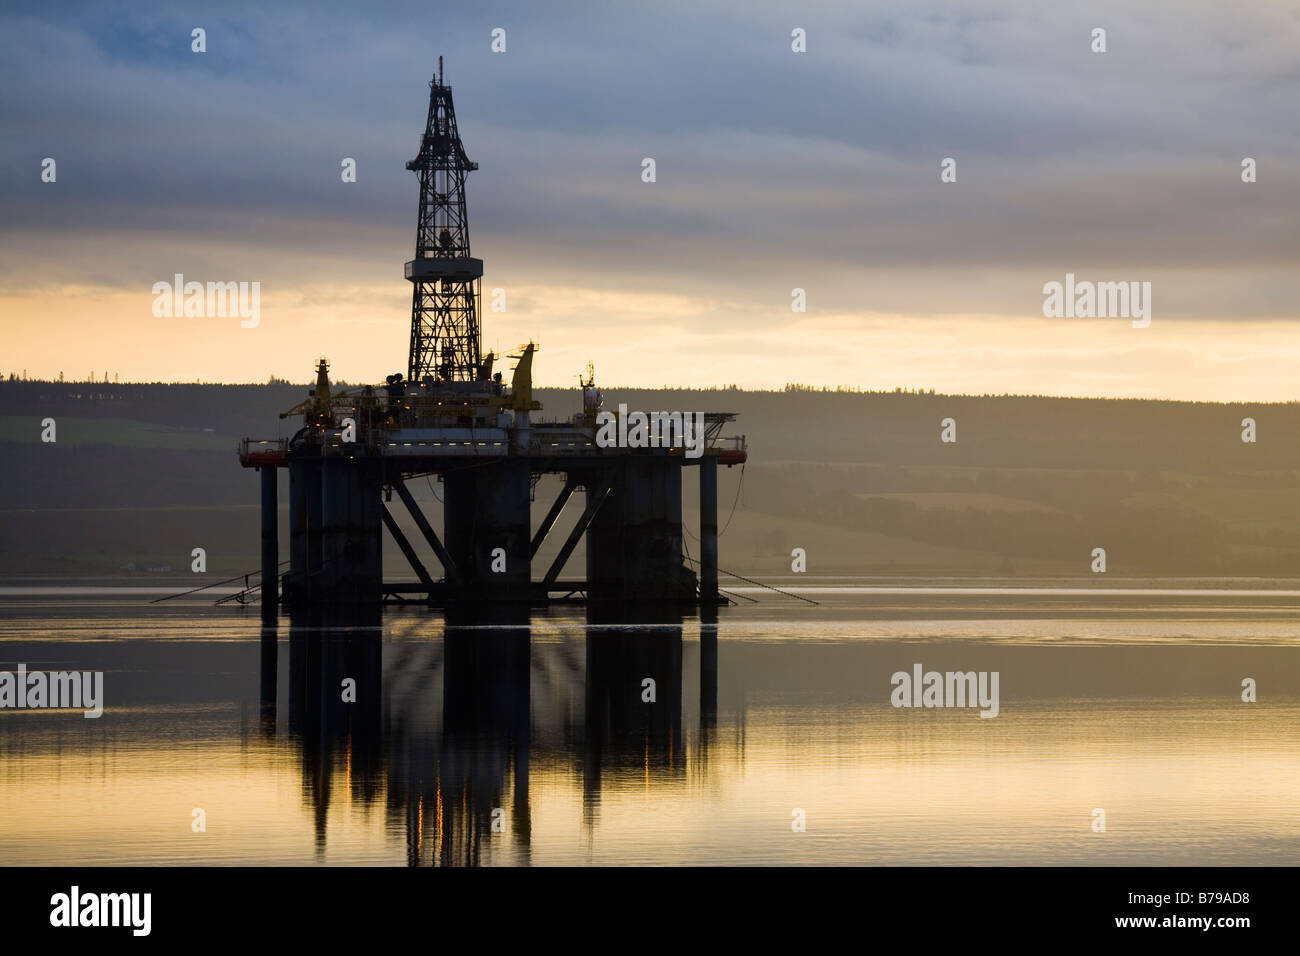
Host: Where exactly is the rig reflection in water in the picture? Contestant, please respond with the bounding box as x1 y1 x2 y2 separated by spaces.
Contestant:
260 605 719 866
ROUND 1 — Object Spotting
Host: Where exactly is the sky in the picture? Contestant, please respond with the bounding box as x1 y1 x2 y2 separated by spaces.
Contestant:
1 0 1297 399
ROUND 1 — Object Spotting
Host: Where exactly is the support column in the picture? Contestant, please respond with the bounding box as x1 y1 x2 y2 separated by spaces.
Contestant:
306 457 323 599
585 464 624 600
319 457 347 597
443 469 476 589
699 456 718 603
356 458 384 603
620 457 690 600
445 461 530 600
287 458 308 605
478 460 531 600
261 465 278 621
319 456 382 605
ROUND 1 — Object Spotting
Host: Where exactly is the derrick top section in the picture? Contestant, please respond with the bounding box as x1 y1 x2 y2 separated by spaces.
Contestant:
405 60 477 261
405 66 478 179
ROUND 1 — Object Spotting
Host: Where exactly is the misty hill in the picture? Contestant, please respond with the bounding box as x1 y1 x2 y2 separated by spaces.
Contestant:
0 380 1297 580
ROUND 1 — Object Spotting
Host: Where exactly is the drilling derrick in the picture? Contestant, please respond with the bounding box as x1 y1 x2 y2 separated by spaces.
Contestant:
405 57 483 383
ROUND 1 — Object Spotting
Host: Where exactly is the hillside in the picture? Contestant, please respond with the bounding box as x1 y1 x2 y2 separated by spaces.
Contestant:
0 380 1297 580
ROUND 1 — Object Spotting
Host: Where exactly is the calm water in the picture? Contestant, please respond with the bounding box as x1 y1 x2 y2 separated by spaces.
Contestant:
2 582 1299 866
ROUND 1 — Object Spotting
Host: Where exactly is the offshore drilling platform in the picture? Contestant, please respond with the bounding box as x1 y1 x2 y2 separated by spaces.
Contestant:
239 60 746 616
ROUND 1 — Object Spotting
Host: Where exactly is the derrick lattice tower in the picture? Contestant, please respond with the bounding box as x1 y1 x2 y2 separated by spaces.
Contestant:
405 57 484 383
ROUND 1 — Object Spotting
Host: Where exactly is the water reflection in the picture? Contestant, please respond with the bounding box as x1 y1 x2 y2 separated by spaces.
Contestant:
4 593 1300 865
282 608 384 857
275 604 715 866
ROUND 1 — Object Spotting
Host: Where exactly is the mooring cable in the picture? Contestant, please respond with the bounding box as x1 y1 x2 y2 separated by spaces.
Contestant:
683 555 819 605
718 461 745 537
149 560 290 604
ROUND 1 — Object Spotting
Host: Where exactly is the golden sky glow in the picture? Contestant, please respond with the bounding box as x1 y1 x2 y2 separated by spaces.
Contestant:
3 281 1299 401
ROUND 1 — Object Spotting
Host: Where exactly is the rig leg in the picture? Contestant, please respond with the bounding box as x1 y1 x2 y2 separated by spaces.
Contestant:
287 459 307 605
319 457 383 605
306 458 323 600
444 461 530 601
260 465 278 621
699 456 719 603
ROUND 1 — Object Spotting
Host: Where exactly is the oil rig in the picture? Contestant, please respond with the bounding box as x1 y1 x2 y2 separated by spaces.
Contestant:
239 59 746 615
